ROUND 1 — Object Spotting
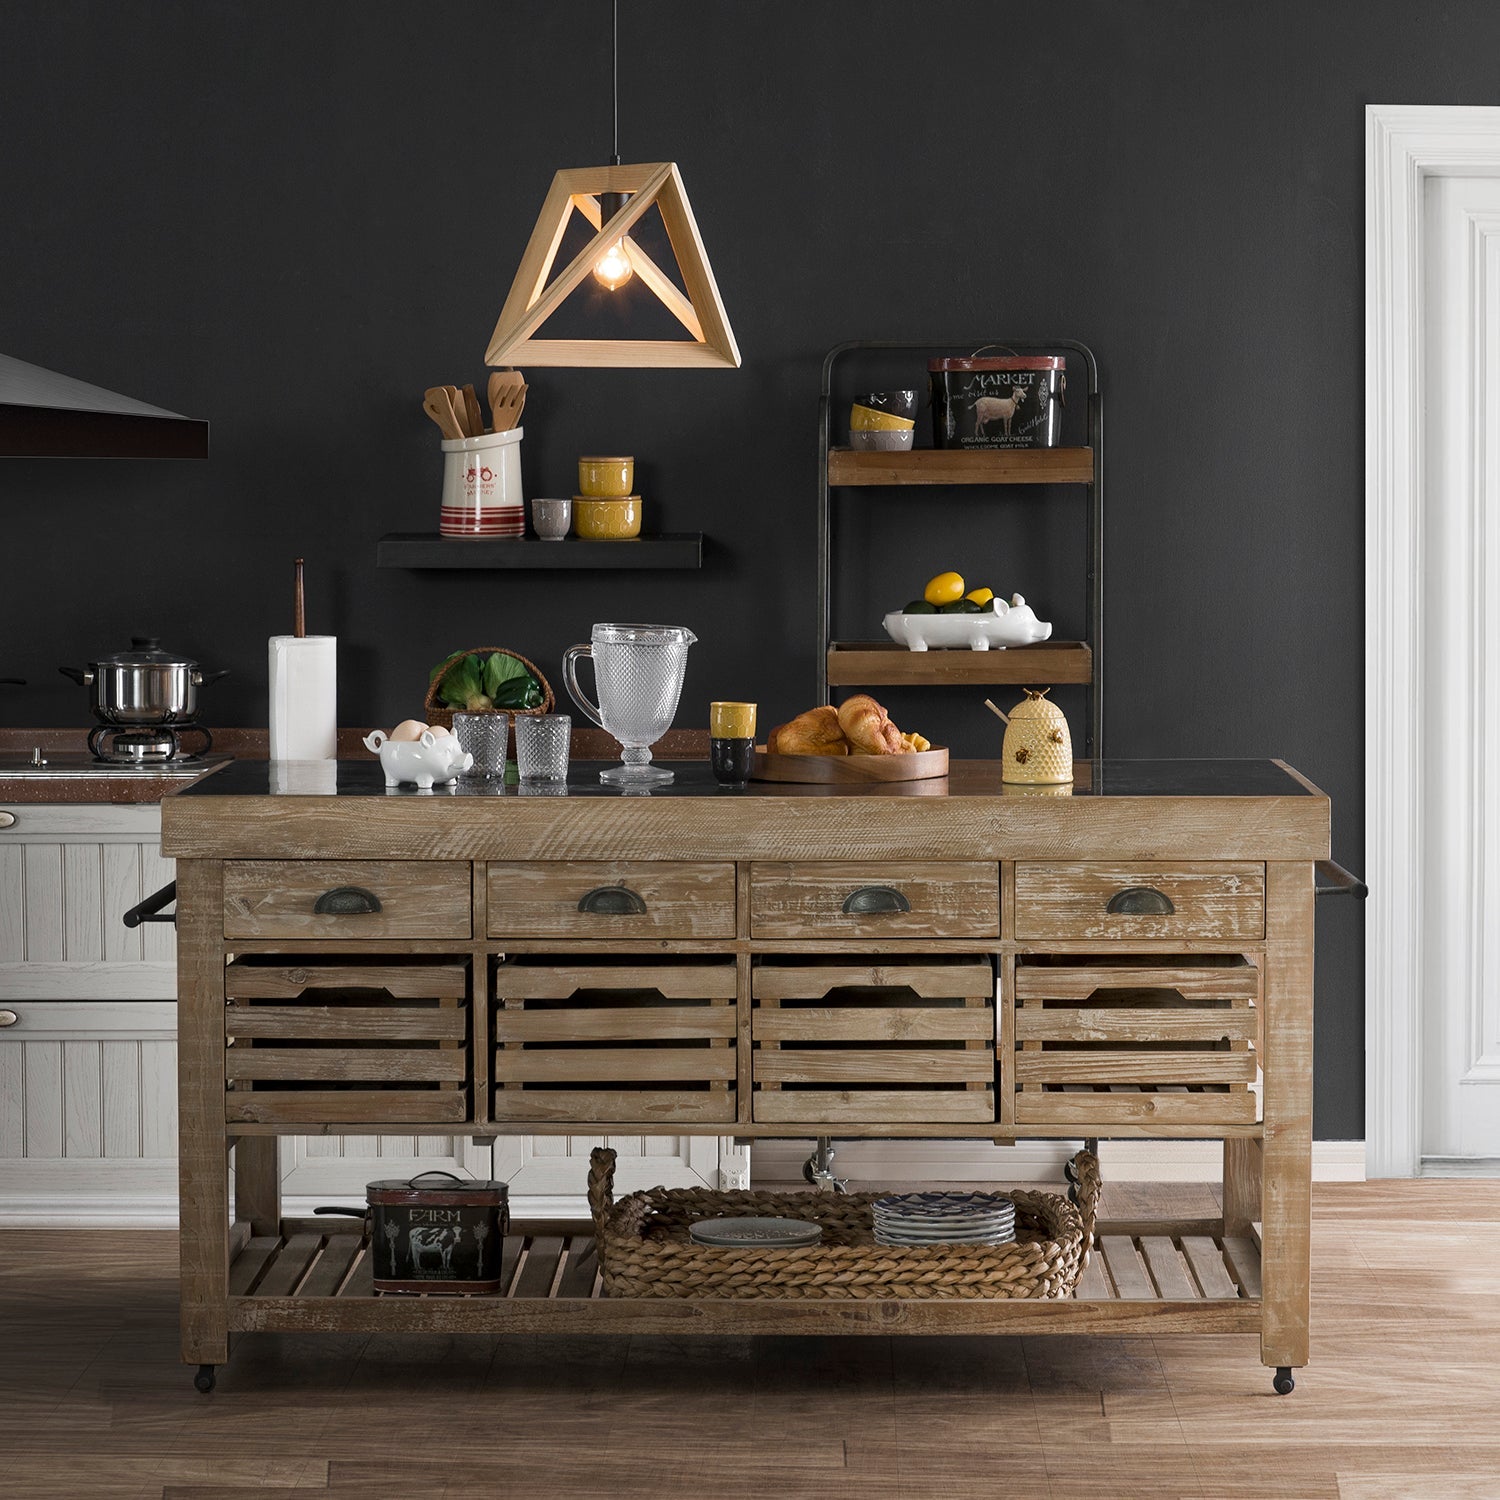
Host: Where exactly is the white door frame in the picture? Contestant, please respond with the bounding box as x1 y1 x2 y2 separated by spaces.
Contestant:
1366 105 1500 1175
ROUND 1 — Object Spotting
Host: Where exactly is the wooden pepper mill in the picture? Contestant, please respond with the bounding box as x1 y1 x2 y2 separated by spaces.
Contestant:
993 688 1073 785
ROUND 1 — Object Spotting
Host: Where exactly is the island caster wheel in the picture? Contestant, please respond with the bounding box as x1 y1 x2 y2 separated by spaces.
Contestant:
1272 1367 1295 1396
193 1364 217 1394
801 1136 848 1193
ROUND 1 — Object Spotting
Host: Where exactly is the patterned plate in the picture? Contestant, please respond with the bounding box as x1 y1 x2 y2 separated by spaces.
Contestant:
873 1192 1016 1222
689 1216 823 1248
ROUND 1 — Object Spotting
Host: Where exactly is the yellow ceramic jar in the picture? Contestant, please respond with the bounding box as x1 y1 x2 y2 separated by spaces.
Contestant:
577 456 635 497
574 496 642 539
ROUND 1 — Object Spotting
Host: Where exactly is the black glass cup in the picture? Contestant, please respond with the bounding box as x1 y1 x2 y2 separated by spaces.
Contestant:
710 737 754 784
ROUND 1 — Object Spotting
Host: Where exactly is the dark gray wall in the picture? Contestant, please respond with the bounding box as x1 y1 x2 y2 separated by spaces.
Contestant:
7 0 1467 1136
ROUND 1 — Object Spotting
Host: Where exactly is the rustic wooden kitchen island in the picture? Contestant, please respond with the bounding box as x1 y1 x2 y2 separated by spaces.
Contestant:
159 757 1330 1393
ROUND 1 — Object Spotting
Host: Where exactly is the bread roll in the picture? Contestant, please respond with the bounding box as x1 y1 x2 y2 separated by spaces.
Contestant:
767 705 849 756
837 694 903 755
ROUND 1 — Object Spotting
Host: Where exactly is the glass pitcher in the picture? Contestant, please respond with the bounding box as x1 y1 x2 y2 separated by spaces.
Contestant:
563 623 697 786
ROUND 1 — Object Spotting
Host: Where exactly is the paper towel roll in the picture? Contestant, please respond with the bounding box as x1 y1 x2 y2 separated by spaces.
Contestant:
269 635 337 761
269 759 340 795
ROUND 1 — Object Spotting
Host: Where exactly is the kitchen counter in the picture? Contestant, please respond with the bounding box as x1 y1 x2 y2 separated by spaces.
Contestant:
166 752 1327 1391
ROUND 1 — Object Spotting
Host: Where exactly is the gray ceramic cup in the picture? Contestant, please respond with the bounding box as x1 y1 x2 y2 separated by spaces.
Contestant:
531 497 572 540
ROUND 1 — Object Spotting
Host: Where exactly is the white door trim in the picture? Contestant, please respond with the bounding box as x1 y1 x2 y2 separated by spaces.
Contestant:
1366 105 1500 1176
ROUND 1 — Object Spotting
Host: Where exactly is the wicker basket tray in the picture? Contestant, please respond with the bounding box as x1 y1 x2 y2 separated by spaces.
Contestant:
586 1147 1099 1301
422 647 555 732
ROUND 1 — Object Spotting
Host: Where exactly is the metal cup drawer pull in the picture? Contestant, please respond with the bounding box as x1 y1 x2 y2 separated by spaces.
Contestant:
577 885 648 915
841 885 912 915
1106 886 1176 916
0 1009 18 1028
312 885 383 916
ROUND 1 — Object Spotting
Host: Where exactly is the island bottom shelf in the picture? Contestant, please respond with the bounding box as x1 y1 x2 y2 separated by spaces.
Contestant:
224 1217 1263 1337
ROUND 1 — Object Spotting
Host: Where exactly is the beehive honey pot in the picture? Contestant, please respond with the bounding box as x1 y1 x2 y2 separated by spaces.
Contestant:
985 689 1073 785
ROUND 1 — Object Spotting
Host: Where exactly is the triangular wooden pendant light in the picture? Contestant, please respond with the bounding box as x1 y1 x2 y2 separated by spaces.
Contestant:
485 160 740 368
484 1 739 370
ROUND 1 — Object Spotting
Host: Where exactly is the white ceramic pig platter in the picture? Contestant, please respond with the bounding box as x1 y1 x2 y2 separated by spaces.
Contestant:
363 728 473 788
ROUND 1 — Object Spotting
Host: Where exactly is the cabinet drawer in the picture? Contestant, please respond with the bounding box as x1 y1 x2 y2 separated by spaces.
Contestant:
224 959 471 1125
1011 954 1260 1129
487 861 735 939
752 957 995 1125
750 862 999 940
491 958 738 1124
223 861 471 939
1013 862 1264 942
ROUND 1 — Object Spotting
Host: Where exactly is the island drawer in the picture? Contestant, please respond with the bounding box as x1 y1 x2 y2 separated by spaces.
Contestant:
491 958 738 1124
1011 954 1260 1127
750 863 999 940
751 957 996 1124
487 861 736 939
223 861 472 940
1013 862 1265 942
223 958 471 1125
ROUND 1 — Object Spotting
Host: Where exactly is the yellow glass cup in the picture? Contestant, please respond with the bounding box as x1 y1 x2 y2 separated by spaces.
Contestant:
710 702 757 739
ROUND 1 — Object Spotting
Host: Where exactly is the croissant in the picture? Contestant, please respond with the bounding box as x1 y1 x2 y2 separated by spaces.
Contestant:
837 694 904 755
767 705 849 756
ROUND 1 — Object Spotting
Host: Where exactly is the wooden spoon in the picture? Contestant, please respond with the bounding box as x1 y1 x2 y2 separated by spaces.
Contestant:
423 387 465 440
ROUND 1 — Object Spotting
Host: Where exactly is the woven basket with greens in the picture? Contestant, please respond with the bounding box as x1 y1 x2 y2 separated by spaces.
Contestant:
422 647 555 730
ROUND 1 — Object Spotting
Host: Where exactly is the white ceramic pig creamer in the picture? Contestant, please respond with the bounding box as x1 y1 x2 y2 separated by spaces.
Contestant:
363 728 473 788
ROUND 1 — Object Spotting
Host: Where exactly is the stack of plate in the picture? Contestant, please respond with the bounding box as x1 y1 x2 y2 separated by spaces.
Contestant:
872 1192 1016 1247
689 1216 823 1249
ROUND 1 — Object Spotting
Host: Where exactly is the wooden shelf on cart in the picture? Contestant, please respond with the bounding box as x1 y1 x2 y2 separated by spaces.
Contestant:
224 1216 1263 1336
826 640 1094 687
827 447 1095 486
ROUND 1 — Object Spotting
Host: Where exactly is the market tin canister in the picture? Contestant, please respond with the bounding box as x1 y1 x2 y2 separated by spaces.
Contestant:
319 1171 508 1295
929 353 1065 450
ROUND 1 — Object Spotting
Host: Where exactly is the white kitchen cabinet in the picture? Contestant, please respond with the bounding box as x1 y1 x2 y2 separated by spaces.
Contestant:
0 802 742 1222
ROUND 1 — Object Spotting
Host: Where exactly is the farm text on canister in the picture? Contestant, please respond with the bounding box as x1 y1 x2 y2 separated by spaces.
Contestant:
929 352 1065 450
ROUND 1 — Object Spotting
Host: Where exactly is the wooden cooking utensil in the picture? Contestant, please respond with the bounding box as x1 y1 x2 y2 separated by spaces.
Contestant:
423 387 464 441
444 385 469 438
293 558 305 639
462 383 486 437
488 370 526 431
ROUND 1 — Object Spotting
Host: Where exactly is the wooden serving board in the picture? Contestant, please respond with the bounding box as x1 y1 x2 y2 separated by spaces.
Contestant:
749 746 949 783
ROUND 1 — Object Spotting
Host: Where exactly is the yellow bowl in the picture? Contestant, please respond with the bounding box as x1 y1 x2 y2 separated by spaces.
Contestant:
574 496 642 539
850 404 916 433
577 456 635 497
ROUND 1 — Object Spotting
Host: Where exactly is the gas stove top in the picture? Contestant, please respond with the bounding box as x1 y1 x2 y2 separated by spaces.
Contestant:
0 750 230 780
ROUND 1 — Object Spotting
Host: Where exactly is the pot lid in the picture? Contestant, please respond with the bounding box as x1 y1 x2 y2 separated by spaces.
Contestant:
95 637 197 668
1007 687 1067 721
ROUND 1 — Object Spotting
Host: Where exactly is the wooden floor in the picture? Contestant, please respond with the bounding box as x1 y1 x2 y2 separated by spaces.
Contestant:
2 1181 1499 1500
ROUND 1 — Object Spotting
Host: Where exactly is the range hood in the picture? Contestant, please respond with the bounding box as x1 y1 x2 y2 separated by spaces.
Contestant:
0 353 209 459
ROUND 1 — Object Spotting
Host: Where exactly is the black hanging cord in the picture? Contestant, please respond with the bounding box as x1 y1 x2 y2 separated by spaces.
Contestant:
610 0 620 166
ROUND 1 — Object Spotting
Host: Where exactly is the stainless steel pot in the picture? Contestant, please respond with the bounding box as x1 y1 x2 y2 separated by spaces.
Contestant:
59 637 227 725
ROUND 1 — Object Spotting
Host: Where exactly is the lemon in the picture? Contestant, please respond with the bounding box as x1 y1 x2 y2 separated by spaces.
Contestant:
966 586 994 607
924 570 965 606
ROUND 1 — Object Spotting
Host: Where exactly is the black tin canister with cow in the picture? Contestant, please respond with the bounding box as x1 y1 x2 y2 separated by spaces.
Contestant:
929 352 1065 449
316 1171 508 1294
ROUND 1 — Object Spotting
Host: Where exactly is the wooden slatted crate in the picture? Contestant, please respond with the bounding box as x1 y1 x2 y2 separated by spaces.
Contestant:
491 959 738 1124
1011 955 1259 1127
751 958 996 1124
223 960 471 1125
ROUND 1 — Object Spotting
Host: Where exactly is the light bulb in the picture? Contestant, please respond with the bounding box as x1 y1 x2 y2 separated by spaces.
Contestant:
593 239 633 291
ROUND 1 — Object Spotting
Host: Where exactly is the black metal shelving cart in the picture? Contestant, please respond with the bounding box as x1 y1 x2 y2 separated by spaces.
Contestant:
817 339 1103 755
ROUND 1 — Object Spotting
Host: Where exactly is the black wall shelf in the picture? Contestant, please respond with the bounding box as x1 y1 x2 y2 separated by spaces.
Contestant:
376 533 704 570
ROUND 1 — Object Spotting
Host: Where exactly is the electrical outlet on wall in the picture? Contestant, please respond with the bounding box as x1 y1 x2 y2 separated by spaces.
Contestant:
719 1145 751 1191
